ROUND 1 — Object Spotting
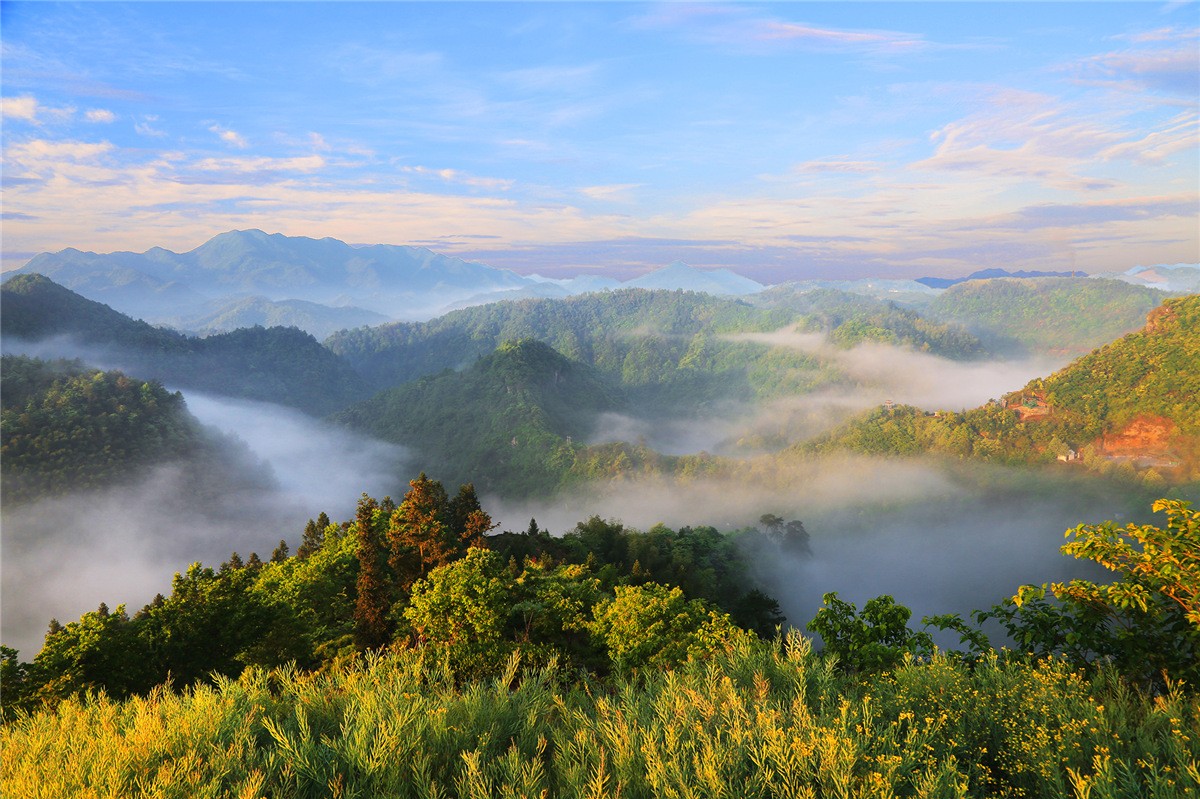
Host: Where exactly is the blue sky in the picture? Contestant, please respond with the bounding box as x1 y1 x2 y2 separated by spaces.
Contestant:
2 2 1197 281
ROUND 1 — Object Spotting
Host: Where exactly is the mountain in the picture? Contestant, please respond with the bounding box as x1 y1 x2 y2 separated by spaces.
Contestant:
1 274 372 416
915 268 1088 289
334 339 624 496
0 355 270 503
811 294 1200 482
1090 264 1200 294
327 288 984 403
13 229 540 324
927 277 1163 355
623 261 765 295
12 231 786 333
160 296 389 339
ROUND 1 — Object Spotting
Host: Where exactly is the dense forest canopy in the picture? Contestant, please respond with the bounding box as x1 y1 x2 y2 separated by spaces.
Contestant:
810 295 1200 483
1 274 372 416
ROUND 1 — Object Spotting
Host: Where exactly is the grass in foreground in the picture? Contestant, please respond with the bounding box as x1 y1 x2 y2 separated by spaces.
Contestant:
4 634 1198 799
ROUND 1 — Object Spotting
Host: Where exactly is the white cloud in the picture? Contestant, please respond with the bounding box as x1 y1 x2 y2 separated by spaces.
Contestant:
191 154 326 174
84 108 116 124
8 138 114 162
400 165 514 191
2 95 39 121
579 183 641 200
209 124 248 149
135 115 167 137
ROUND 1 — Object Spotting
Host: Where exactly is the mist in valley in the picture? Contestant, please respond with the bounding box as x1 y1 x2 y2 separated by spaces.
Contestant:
1 391 408 658
0 332 1167 658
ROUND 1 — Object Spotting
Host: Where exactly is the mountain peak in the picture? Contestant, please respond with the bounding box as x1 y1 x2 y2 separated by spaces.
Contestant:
625 261 765 296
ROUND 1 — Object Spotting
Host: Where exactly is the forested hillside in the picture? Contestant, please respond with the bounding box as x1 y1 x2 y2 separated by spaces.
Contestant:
326 288 982 412
0 355 265 502
335 340 625 495
1 274 372 415
928 277 1163 355
813 295 1200 482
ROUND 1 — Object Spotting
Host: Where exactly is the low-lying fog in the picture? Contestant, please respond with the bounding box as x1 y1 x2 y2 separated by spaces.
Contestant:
590 330 1068 456
485 458 1147 647
1 392 407 657
0 333 1153 660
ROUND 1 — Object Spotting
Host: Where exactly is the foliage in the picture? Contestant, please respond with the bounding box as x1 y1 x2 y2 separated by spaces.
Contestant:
0 355 208 501
4 637 1197 798
590 582 753 673
928 277 1164 355
993 499 1200 686
813 295 1200 482
1 274 371 415
806 591 935 673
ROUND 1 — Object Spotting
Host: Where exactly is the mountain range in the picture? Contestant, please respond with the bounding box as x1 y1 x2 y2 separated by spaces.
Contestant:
7 231 766 336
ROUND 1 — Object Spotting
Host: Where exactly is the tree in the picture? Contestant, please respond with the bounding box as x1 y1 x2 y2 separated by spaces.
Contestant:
590 582 752 673
353 493 391 650
297 518 324 560
1003 499 1200 683
388 474 455 590
807 592 933 673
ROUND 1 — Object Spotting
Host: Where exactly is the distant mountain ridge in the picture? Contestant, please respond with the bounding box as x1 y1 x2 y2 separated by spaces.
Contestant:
0 274 371 416
915 268 1088 289
9 231 773 335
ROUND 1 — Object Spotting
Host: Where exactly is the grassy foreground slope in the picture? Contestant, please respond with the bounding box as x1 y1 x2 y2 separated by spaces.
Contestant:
4 637 1197 798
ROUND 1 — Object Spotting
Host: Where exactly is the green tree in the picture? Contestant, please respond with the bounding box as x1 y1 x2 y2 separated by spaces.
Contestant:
807 592 933 673
353 493 390 650
589 582 752 673
1003 499 1200 683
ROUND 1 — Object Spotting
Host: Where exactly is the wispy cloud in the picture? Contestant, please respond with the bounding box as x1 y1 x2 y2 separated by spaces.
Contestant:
208 124 248 149
400 165 515 191
634 3 934 56
791 158 881 175
84 108 116 123
579 183 641 201
758 21 926 53
1074 27 1200 95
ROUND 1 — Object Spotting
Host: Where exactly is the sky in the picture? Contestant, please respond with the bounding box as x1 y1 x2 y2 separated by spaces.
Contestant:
1 1 1197 282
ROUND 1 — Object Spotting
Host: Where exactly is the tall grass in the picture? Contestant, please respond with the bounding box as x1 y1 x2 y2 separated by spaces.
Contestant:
4 633 1197 798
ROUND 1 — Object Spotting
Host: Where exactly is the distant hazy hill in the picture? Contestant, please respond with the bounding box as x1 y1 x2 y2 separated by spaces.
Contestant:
12 231 788 334
916 268 1087 289
927 277 1163 355
12 229 538 325
813 294 1200 481
623 261 765 295
161 296 389 339
1090 264 1200 294
334 339 624 496
1 274 371 416
0 355 269 503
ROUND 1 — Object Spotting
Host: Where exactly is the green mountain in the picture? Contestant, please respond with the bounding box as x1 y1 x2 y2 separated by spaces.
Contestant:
812 294 1200 482
0 355 266 502
927 277 1163 355
1 274 371 416
327 289 983 416
334 339 625 496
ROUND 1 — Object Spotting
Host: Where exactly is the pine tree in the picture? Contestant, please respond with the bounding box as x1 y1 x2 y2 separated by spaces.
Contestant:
354 493 390 650
388 474 453 591
271 540 290 563
297 518 323 560
449 483 496 549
